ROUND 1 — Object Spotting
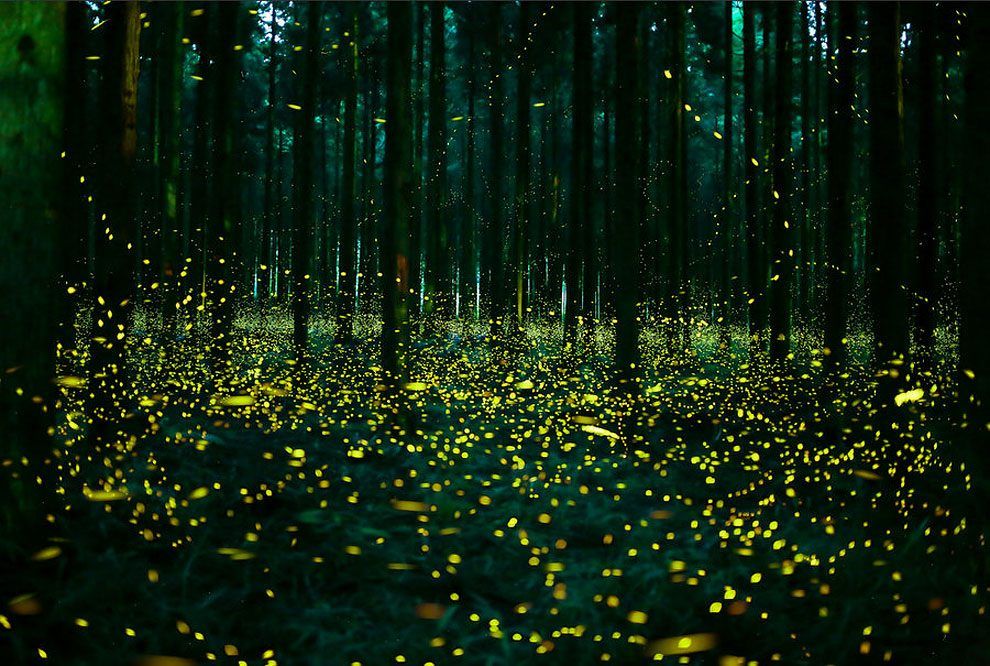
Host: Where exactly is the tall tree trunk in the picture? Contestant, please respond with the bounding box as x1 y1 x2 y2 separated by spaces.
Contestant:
823 1 854 366
743 3 761 350
463 9 478 319
260 6 278 303
426 1 449 321
0 3 66 530
614 1 641 386
90 0 141 436
487 4 504 334
206 2 241 368
292 2 321 359
382 0 413 383
512 2 532 329
915 3 938 359
410 2 426 317
798 0 811 325
867 2 908 373
961 4 990 412
721 0 734 343
768 2 793 361
336 6 359 343
159 2 184 335
565 2 591 346
669 1 688 345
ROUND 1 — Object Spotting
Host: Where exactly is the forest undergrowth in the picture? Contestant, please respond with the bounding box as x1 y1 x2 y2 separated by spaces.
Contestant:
1 307 987 666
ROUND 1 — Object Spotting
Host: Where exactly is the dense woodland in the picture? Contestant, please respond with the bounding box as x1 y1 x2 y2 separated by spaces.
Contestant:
1 2 989 664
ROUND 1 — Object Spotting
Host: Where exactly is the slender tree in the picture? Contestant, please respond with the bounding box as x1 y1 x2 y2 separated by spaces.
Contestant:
915 3 939 359
336 6 359 343
425 1 449 321
381 0 414 382
291 1 321 358
260 4 279 302
768 1 793 361
743 2 761 349
0 2 66 528
614 1 641 384
486 3 505 334
513 1 532 328
566 2 592 346
867 2 908 372
669 1 688 344
961 4 990 409
823 1 854 366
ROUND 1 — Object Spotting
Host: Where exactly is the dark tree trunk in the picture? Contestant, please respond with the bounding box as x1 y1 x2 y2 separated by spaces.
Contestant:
90 0 141 432
336 6 359 343
291 2 321 359
867 2 908 372
426 1 449 321
566 2 592 346
0 3 66 530
206 2 241 368
382 0 414 382
513 1 532 329
260 7 278 303
463 8 478 319
823 1 855 366
961 4 990 410
743 3 761 350
669 1 688 345
614 1 641 386
768 1 793 361
915 3 938 359
486 4 505 334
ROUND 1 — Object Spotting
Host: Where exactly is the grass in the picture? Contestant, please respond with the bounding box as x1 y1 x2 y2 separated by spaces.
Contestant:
1 307 987 665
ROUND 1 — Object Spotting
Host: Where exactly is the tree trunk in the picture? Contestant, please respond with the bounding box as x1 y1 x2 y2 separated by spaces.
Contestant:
669 1 688 345
743 3 761 350
961 4 990 411
292 2 321 358
336 6 359 343
426 1 449 321
823 1 854 366
513 1 532 329
90 0 141 432
0 2 66 530
867 2 908 372
614 1 641 386
768 1 793 361
915 3 938 359
486 4 504 334
260 7 278 303
382 0 414 382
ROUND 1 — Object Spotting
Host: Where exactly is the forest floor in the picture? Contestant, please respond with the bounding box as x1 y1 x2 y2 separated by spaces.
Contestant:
2 311 988 665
